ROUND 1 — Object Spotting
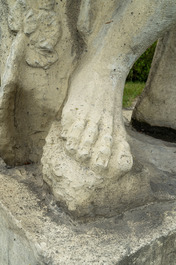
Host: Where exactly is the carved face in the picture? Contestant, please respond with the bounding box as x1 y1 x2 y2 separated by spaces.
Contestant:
39 0 55 10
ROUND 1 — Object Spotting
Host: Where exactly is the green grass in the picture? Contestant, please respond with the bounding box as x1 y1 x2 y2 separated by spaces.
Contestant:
123 82 145 108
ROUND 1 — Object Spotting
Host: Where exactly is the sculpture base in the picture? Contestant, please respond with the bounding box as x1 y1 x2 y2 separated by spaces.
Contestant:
1 156 176 264
41 120 176 218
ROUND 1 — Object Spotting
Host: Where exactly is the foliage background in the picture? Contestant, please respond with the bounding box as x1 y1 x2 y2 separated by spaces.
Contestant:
127 42 157 82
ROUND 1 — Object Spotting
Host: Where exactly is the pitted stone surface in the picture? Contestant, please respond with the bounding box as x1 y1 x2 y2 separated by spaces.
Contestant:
1 127 176 264
0 0 80 165
1 2 176 257
41 0 176 216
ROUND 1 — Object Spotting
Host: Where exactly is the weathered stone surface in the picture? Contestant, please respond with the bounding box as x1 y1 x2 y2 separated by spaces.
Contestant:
42 121 132 217
1 125 176 264
42 0 176 217
61 0 176 174
42 112 176 217
1 0 176 230
1 1 176 263
0 0 80 165
132 28 176 130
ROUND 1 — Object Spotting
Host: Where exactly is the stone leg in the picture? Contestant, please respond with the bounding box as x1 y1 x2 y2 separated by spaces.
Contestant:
61 0 176 173
132 28 176 135
42 0 176 216
0 0 79 165
61 58 132 173
0 32 27 164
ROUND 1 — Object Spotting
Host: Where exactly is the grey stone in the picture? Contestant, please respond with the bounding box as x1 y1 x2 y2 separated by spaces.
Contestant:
1 125 176 264
0 0 80 165
42 0 176 217
1 1 176 262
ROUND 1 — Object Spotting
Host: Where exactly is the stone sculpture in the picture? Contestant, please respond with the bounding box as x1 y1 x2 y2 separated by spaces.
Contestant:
1 0 176 217
7 0 60 69
0 0 78 165
1 1 176 264
42 0 176 217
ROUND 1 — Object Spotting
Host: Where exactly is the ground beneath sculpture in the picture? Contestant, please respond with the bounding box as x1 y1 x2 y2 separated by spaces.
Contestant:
1 116 176 264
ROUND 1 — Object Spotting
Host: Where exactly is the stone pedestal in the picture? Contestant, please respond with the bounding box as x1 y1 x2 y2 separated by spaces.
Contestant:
1 126 176 264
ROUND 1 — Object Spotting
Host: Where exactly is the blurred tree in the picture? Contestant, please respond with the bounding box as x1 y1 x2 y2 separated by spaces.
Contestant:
127 42 157 82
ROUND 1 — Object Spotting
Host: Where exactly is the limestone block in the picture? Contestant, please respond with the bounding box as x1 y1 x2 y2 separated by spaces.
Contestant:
132 28 176 130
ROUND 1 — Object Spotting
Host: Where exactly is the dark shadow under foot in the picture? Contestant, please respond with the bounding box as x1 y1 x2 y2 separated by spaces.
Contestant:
131 118 176 143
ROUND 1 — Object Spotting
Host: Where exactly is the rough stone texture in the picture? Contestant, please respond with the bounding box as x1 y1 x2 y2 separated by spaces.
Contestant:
132 28 176 130
42 0 176 217
0 0 81 165
1 0 176 225
61 0 176 174
42 121 132 217
1 123 176 264
42 115 176 218
1 1 176 263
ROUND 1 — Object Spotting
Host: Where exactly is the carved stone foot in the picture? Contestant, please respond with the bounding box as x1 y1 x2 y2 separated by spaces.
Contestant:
61 62 133 173
42 60 133 217
42 0 176 217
